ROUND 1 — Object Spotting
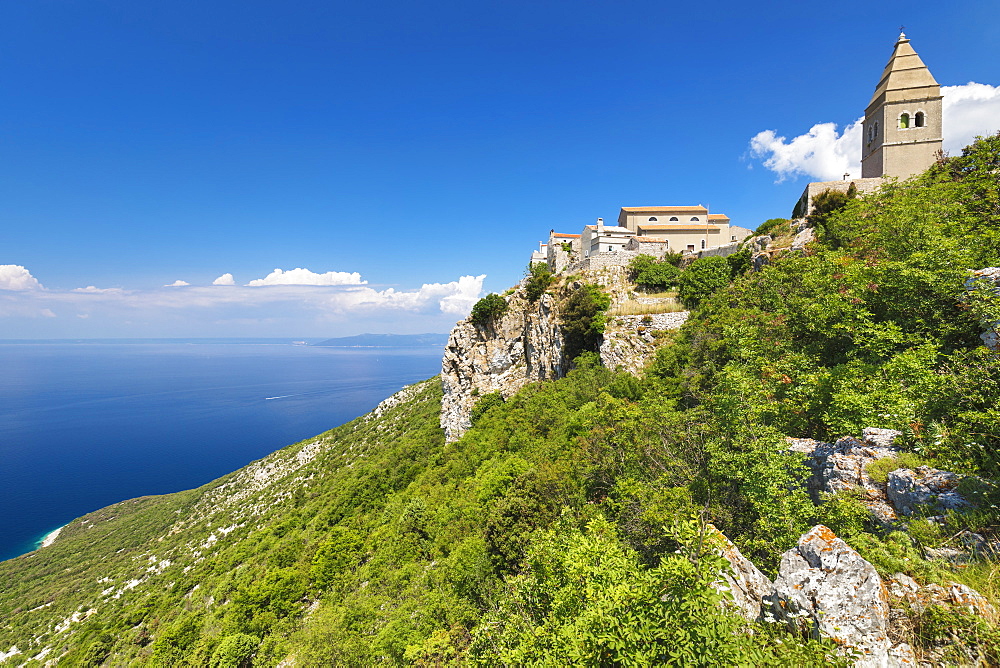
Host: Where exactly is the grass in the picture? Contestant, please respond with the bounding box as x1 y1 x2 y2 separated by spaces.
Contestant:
635 290 679 299
609 300 686 316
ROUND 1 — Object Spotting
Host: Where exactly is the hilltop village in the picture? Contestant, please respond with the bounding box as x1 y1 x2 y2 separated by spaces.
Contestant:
529 31 946 275
4 33 999 668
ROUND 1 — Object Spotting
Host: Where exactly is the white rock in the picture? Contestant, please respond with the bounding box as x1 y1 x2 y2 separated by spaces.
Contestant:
767 525 913 667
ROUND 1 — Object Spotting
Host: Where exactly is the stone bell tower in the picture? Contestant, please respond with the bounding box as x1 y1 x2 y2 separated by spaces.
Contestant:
860 32 943 179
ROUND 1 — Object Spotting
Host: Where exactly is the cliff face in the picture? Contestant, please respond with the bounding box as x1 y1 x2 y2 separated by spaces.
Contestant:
441 266 689 441
441 288 565 441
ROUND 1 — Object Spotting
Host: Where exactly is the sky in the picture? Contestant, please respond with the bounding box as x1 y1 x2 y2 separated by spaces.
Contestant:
2 0 998 338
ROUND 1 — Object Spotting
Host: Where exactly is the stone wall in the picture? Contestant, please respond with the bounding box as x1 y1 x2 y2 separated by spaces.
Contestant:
795 177 885 216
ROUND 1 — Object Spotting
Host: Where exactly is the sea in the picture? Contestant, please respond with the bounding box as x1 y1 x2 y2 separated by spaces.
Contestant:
0 339 444 562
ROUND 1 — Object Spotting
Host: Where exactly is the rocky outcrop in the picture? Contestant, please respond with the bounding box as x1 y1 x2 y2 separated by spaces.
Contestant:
766 525 913 667
887 573 996 622
789 428 904 523
706 524 773 621
441 266 687 441
967 267 1000 350
886 466 968 516
788 428 971 524
440 289 565 441
599 311 689 375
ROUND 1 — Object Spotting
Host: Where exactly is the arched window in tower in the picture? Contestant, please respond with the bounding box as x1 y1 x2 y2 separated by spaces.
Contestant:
914 111 925 128
899 113 910 129
669 217 679 222
648 217 658 222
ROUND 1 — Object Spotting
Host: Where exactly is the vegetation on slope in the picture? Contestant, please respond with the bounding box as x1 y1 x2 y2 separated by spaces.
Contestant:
2 134 1000 666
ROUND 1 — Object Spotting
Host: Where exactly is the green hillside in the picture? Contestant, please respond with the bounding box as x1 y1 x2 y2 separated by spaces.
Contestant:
2 135 1000 666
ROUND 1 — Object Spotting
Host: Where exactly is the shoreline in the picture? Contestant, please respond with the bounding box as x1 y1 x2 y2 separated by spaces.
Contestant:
38 525 67 549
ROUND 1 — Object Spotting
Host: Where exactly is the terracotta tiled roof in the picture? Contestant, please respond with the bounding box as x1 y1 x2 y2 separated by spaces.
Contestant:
550 233 581 238
632 236 669 242
620 206 709 213
638 224 721 231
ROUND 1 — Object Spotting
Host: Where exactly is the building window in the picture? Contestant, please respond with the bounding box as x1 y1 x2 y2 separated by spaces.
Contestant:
669 217 679 222
899 113 910 129
915 111 925 127
701 239 706 249
690 217 700 222
731 235 737 241
648 216 658 221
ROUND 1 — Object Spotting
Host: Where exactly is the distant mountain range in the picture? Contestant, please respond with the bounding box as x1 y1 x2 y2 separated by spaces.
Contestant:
312 332 449 348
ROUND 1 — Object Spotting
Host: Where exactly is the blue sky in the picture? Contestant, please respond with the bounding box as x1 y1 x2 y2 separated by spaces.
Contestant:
2 0 998 337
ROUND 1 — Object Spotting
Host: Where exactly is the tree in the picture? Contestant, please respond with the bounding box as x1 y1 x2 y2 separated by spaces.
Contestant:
470 294 508 328
560 284 611 362
678 256 731 309
524 262 553 302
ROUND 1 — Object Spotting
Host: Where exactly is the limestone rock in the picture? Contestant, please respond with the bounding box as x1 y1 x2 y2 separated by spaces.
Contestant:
767 525 912 667
440 289 565 441
598 311 688 375
791 226 816 251
705 524 772 620
967 267 1000 350
887 572 996 621
886 466 968 516
789 429 902 523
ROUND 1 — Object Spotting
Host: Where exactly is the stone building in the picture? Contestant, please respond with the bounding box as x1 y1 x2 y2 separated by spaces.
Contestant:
617 206 751 253
581 218 635 257
861 31 943 179
797 32 943 214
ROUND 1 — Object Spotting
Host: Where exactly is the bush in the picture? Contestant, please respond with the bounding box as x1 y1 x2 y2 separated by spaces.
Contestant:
755 218 788 236
628 254 681 291
524 262 553 302
470 391 505 425
678 256 731 309
209 634 260 668
560 284 611 362
470 293 508 327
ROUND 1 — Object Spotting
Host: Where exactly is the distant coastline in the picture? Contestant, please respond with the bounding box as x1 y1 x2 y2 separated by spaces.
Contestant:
37 525 66 549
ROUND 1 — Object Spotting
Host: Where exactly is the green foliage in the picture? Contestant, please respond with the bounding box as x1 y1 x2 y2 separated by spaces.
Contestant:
913 605 1000 665
310 525 362 591
808 187 855 238
560 283 611 362
469 391 504 425
209 633 259 668
524 261 553 302
865 452 931 484
469 517 844 666
628 253 681 291
756 217 789 236
470 293 508 327
677 256 731 309
726 244 752 277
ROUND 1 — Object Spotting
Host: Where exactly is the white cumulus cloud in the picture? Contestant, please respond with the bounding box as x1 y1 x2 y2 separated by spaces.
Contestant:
246 268 365 287
749 82 1000 182
942 82 1000 153
0 265 44 291
73 285 127 294
164 280 190 287
212 273 236 286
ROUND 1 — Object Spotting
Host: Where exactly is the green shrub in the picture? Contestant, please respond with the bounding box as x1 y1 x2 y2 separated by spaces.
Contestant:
755 218 789 236
524 262 553 302
209 634 260 668
560 284 611 362
470 293 508 327
470 391 504 425
865 453 930 484
678 256 731 309
628 254 681 291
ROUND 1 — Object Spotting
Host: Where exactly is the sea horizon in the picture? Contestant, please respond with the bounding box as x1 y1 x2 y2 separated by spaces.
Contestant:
1 339 444 561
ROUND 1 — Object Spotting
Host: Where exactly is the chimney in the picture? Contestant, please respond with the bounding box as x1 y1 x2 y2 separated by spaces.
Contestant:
596 217 604 235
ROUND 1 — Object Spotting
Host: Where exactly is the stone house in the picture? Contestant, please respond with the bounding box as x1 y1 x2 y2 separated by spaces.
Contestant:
797 32 943 214
617 206 750 253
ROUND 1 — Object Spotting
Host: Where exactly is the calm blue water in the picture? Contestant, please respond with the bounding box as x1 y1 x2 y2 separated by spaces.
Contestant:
0 341 443 561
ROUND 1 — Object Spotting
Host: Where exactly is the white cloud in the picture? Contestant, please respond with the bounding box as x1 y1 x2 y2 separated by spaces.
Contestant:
165 280 190 287
73 285 127 294
0 264 486 335
749 82 1000 182
942 82 1000 153
0 265 44 291
212 273 236 286
246 268 365 287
